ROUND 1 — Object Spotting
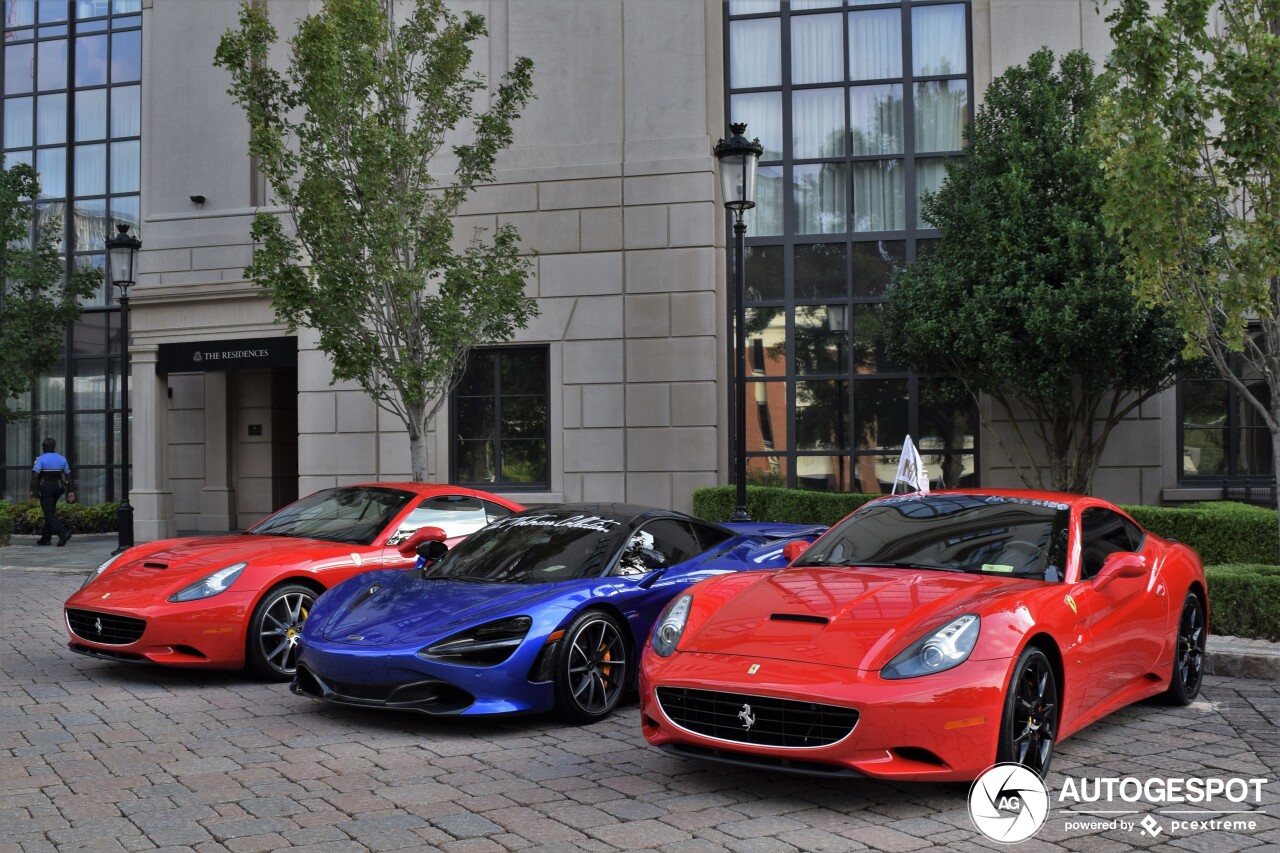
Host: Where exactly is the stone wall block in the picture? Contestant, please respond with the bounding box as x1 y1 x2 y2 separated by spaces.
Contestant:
624 294 670 338
540 252 623 298
627 338 717 382
623 206 669 250
624 247 715 294
539 178 622 210
626 384 671 427
582 385 625 428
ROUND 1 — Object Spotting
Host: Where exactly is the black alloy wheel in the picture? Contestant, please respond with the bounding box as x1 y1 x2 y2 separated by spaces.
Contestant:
246 583 317 681
554 610 630 723
1162 592 1205 705
997 646 1058 778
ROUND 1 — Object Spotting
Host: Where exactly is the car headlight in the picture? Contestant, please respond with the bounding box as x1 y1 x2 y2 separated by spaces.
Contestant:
167 563 248 603
83 552 126 588
881 614 980 679
651 594 692 657
419 616 532 666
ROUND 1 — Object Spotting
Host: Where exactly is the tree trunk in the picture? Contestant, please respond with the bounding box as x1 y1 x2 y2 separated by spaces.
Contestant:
1272 422 1280 566
407 401 430 483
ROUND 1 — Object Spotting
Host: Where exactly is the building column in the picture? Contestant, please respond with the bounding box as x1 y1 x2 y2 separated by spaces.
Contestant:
130 345 176 541
200 371 235 531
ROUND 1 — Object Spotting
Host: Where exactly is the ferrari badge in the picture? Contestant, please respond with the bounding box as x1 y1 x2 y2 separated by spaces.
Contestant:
1064 594 1077 614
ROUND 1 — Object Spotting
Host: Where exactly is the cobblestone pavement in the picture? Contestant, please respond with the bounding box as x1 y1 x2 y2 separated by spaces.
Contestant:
2 569 1277 853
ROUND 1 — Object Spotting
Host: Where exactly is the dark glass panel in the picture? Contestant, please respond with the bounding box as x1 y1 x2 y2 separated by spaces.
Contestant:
917 378 975 451
34 146 65 197
851 302 900 372
914 80 968 153
74 411 106 464
794 163 847 235
501 395 548 440
744 244 784 302
1182 379 1227 428
109 193 137 238
794 242 847 300
796 455 851 492
37 0 66 24
74 197 108 248
73 312 108 356
850 239 905 298
851 158 904 232
1237 429 1272 476
795 379 848 452
456 352 495 396
456 439 495 484
500 440 549 483
499 349 547 397
1183 428 1224 477
71 358 105 409
794 305 849 375
456 396 495 441
743 307 786 378
852 378 907 450
850 83 903 156
745 380 787 453
746 455 788 488
74 142 106 196
76 468 105 506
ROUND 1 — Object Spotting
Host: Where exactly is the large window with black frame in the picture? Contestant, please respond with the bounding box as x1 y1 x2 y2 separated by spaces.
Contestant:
2 0 141 503
1180 352 1274 489
726 0 977 493
451 347 551 490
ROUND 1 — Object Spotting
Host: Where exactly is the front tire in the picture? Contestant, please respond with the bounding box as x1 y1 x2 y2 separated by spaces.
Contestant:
553 610 630 723
246 583 316 681
1161 592 1205 705
996 646 1058 778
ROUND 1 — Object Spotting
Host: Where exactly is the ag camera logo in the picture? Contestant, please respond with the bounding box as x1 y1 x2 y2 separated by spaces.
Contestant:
969 763 1050 843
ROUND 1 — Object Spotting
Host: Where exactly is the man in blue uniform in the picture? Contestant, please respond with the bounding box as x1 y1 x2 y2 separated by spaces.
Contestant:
29 437 75 546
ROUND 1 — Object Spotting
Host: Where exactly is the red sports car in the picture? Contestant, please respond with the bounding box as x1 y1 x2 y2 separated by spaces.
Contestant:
640 490 1208 781
64 483 523 680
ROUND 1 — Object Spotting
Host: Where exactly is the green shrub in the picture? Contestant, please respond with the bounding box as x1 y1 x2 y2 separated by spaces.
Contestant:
1122 502 1277 565
693 486 881 527
0 499 120 537
1203 564 1280 641
0 512 11 546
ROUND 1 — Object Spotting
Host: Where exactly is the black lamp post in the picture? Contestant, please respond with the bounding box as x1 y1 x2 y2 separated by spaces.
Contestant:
713 123 762 523
107 223 141 554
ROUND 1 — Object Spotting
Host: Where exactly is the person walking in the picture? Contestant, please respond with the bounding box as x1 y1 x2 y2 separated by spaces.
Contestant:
29 437 74 546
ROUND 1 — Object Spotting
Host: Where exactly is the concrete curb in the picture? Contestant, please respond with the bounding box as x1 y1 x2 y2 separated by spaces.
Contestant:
1205 635 1280 681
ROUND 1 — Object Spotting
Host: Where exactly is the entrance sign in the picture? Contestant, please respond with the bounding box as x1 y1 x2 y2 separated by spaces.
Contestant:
157 337 297 374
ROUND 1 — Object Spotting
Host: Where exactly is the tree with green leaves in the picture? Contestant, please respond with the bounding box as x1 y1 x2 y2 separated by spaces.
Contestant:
886 48 1183 493
1096 1 1280 519
1 164 95 424
215 0 536 481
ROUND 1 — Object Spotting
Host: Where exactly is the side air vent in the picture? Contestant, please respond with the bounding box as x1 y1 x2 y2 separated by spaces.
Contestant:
143 562 168 569
770 613 828 625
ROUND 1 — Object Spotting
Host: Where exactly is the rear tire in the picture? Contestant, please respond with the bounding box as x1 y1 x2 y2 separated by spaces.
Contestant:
1161 592 1205 706
246 583 316 681
553 610 630 723
996 646 1058 778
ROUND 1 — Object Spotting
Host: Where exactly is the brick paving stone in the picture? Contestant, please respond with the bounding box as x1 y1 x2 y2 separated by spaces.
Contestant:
432 813 503 839
587 818 693 848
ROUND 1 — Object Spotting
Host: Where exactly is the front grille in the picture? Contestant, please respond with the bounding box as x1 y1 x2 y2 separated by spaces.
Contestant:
66 609 145 645
657 687 858 748
293 665 474 715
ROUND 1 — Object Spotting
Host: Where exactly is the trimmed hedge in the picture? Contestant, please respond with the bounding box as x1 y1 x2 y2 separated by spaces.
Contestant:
0 499 120 543
693 486 1279 565
1123 502 1278 566
1204 564 1280 641
693 486 882 528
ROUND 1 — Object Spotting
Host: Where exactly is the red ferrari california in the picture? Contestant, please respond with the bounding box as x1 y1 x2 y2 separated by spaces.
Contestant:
640 490 1207 781
64 483 523 680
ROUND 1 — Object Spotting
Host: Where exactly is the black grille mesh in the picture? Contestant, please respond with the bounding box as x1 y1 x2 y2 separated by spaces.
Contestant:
657 687 858 748
66 609 145 645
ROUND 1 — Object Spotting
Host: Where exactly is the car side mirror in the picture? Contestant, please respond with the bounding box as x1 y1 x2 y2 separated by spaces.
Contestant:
783 540 810 563
398 525 447 558
637 547 667 570
1094 552 1146 589
416 540 448 563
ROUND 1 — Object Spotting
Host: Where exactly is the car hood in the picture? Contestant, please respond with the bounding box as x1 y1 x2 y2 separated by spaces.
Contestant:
312 570 570 646
682 566 1039 671
77 535 361 601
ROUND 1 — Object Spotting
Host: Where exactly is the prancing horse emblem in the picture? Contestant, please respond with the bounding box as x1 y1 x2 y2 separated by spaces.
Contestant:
94 617 103 634
738 703 756 731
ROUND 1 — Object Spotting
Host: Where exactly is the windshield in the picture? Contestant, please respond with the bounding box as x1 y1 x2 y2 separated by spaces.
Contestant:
424 511 627 584
249 487 414 545
794 494 1070 581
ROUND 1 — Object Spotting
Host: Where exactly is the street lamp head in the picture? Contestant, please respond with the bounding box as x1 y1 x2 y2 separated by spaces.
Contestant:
713 122 763 215
105 223 141 295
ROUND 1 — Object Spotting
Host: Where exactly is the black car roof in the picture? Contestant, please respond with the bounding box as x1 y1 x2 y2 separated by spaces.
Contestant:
513 503 715 527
